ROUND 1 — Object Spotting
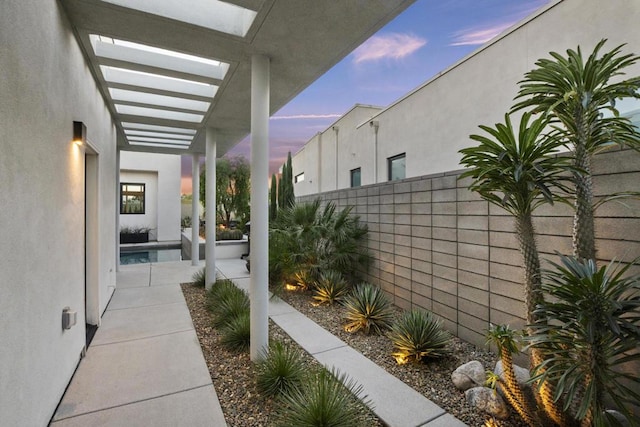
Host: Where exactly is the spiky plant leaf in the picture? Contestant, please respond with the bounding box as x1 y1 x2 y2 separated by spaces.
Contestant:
219 310 250 352
343 283 394 335
191 267 206 288
210 288 249 329
256 341 306 398
313 270 350 305
387 309 450 364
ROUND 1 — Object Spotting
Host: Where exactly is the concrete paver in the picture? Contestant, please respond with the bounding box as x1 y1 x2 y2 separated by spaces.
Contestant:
107 285 184 310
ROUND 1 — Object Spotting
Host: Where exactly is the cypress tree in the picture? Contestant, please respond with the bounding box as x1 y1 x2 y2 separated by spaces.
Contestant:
284 151 295 208
277 165 284 211
269 173 277 221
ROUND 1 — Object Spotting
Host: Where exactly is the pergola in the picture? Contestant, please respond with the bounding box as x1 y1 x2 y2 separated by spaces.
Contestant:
60 0 414 360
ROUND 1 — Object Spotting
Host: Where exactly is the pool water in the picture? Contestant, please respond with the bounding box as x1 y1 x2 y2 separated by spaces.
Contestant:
120 248 182 265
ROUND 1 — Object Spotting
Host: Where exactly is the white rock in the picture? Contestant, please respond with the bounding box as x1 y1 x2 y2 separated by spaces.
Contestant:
494 360 530 387
452 360 486 390
465 386 510 420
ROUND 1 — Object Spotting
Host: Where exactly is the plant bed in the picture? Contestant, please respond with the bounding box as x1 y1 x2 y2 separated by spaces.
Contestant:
120 226 150 244
180 283 382 427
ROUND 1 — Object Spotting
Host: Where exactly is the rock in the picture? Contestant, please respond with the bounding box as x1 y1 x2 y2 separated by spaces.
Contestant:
495 360 530 387
465 386 510 420
452 360 486 390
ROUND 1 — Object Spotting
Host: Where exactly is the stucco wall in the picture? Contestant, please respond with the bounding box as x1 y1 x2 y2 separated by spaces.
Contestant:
120 151 181 242
0 2 117 425
292 0 640 190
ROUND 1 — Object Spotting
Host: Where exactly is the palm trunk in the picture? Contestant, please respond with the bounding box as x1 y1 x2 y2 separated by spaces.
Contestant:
515 213 543 327
500 347 536 427
572 115 596 262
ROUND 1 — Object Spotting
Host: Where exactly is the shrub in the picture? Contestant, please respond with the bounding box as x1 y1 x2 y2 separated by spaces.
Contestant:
343 283 394 335
220 311 250 352
256 341 306 398
388 309 451 364
205 279 238 312
313 270 349 306
273 368 370 427
191 267 206 288
210 287 250 329
216 228 244 241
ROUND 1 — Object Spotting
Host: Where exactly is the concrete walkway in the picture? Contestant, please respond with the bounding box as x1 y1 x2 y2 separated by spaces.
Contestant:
216 258 468 427
51 261 227 427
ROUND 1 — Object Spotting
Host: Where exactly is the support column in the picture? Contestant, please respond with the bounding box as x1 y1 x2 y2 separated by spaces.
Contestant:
205 129 217 289
250 54 270 361
115 149 121 272
191 154 200 266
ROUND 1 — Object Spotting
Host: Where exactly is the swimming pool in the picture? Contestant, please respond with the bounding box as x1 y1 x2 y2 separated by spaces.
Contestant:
120 247 182 265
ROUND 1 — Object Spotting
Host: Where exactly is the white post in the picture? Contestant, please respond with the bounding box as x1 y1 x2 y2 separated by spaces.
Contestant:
115 149 121 272
205 129 217 290
191 154 200 266
250 54 270 361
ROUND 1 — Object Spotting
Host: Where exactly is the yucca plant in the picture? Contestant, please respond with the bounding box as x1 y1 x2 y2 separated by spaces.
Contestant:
210 288 250 329
273 368 370 427
191 267 206 288
256 341 306 398
513 39 640 261
219 310 250 352
530 256 640 426
486 324 537 427
343 283 394 335
313 270 350 306
387 309 450 364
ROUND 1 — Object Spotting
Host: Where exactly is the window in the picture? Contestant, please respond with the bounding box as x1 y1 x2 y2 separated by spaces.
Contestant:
388 153 406 181
295 172 305 183
350 167 361 188
121 183 145 214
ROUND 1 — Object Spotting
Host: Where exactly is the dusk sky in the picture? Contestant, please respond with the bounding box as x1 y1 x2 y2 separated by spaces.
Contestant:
181 0 549 193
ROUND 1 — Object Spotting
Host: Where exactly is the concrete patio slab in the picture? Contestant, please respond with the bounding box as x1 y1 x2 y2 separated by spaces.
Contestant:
268 296 297 316
230 277 251 293
107 285 185 310
313 345 446 427
51 385 225 427
421 413 469 427
116 264 151 288
150 261 203 286
216 258 250 280
91 302 193 346
270 310 347 355
52 330 211 421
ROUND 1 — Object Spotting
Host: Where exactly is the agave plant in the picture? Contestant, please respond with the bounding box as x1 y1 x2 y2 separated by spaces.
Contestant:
530 256 640 426
273 368 370 427
342 283 394 335
256 341 306 398
313 270 350 306
513 39 640 261
387 309 450 364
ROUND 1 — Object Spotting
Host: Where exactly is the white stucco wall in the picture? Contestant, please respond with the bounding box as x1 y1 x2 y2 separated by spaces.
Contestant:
293 0 640 190
120 151 181 242
0 2 117 426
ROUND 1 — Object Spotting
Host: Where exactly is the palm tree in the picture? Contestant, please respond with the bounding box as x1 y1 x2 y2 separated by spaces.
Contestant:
486 325 536 427
513 39 640 262
459 112 571 325
531 256 640 426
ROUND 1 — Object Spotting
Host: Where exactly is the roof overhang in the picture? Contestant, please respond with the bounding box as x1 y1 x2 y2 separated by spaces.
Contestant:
60 0 415 156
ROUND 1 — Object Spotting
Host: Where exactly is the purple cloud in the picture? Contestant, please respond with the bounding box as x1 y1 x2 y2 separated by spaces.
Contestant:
271 113 342 120
352 32 427 64
449 21 514 46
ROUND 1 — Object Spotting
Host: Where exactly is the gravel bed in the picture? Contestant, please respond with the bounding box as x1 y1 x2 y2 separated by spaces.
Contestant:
181 283 382 427
278 289 529 427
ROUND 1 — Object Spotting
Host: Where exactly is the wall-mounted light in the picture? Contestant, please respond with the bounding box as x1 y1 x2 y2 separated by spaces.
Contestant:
73 121 86 146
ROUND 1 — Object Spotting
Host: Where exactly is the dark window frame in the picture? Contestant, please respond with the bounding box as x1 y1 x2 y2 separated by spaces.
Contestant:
120 182 146 214
387 153 406 181
350 167 361 188
294 172 305 183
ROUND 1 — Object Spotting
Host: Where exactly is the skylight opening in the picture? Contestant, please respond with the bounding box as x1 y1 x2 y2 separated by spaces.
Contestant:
109 88 210 112
127 136 191 145
100 0 257 37
121 122 197 134
129 141 190 150
115 105 204 123
101 66 218 98
124 130 193 140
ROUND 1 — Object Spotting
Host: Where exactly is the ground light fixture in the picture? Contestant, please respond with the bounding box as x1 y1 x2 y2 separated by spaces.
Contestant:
73 121 86 146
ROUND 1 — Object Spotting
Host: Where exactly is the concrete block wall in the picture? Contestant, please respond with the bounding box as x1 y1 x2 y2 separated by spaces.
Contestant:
298 147 640 348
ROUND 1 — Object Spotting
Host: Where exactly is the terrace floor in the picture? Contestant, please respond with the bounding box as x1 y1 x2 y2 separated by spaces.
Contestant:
51 259 467 427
